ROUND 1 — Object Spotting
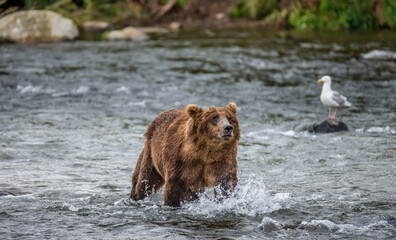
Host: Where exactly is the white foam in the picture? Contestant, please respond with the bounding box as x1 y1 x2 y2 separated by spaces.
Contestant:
182 175 289 217
74 86 89 94
129 100 147 107
62 202 80 212
259 217 282 232
17 84 56 95
245 130 270 141
116 86 129 92
300 219 356 232
355 127 364 133
52 91 69 97
362 50 396 59
367 126 395 134
18 84 43 94
273 192 290 200
282 130 296 137
246 128 308 140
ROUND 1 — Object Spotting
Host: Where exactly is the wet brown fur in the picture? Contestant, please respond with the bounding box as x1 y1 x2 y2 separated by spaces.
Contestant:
130 103 240 207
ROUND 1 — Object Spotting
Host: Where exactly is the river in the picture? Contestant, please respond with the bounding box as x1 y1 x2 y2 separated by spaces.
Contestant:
1 30 395 239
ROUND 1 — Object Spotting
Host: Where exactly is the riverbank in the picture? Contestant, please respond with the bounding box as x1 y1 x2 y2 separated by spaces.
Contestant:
1 0 395 31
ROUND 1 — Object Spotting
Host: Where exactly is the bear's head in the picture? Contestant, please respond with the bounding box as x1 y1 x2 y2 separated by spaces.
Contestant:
186 102 240 143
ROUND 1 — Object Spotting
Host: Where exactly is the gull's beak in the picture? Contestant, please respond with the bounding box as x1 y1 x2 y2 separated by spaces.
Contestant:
317 79 323 83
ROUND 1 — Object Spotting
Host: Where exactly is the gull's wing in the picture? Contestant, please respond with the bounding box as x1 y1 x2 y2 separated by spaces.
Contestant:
332 91 346 106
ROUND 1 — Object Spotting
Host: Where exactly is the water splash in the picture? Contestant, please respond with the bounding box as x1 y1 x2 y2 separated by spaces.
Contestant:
362 50 396 59
183 175 289 218
259 217 282 232
367 126 395 134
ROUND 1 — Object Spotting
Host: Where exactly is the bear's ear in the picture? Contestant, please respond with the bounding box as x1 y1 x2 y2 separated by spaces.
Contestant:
226 102 237 113
186 104 203 118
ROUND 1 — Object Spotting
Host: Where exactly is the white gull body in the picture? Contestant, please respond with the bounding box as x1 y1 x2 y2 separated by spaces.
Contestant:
318 76 351 120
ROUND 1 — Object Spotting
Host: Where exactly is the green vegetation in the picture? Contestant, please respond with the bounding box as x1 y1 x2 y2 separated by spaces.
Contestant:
22 0 58 9
382 0 396 28
161 0 186 6
19 0 146 26
8 0 396 30
232 0 396 31
232 0 277 19
16 0 189 26
177 0 186 6
288 0 376 30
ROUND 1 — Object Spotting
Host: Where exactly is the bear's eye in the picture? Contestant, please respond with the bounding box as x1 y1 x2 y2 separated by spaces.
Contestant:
211 115 219 126
227 116 233 124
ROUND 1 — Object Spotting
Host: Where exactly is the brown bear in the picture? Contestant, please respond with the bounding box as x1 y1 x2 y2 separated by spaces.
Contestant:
130 103 240 207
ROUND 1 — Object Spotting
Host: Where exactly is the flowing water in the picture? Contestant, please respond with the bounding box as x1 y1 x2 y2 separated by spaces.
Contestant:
0 30 395 239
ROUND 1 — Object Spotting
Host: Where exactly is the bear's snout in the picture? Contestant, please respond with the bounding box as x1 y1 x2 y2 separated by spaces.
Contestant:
218 120 233 140
223 124 233 134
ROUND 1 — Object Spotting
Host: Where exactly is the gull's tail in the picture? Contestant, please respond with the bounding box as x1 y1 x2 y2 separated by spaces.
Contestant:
343 100 352 107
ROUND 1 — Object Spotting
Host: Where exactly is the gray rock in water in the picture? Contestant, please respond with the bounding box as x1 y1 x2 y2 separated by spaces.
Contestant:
82 21 111 32
0 10 78 43
309 119 349 133
105 27 149 41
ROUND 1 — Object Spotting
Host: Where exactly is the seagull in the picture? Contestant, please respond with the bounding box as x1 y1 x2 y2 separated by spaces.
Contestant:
318 76 351 120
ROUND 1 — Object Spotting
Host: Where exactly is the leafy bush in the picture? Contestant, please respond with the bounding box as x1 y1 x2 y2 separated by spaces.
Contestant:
232 0 277 19
232 0 396 30
382 0 396 28
23 0 59 9
289 0 378 31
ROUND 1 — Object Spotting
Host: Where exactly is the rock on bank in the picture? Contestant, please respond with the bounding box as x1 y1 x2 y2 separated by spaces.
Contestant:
0 10 78 43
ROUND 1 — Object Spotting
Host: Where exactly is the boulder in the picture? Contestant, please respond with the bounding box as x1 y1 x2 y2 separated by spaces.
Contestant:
82 21 111 32
309 119 349 133
169 21 182 30
105 27 148 41
105 30 125 40
0 10 78 43
122 27 149 40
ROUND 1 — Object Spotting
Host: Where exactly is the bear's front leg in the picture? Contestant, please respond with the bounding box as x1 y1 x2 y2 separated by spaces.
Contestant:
214 175 237 200
164 177 186 207
205 162 237 200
